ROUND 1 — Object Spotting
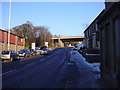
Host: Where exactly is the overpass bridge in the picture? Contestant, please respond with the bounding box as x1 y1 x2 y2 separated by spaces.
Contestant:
52 36 84 47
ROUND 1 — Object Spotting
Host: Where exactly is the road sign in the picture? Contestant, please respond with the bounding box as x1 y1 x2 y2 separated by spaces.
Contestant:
45 42 48 47
32 43 35 50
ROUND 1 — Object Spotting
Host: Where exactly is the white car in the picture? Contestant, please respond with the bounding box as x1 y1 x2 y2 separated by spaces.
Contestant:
1 50 20 61
73 44 84 50
35 47 42 55
41 48 50 55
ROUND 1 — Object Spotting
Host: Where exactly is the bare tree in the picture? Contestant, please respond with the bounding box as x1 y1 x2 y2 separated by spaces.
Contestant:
12 21 53 48
82 23 89 30
38 27 52 47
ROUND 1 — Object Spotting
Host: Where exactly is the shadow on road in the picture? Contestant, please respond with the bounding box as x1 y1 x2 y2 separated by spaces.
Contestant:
54 62 80 88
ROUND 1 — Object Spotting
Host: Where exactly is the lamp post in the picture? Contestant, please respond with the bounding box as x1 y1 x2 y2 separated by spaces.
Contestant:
8 0 12 50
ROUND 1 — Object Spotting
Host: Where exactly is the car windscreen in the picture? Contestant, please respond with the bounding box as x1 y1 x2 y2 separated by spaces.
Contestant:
1 51 10 54
43 49 48 51
30 49 34 51
19 50 27 52
35 48 40 50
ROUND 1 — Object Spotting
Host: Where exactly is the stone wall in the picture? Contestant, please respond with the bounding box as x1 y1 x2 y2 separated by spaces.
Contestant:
17 45 24 52
0 42 24 53
2 43 7 51
0 42 2 55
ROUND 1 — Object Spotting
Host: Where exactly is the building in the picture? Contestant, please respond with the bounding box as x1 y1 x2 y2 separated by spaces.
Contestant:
83 1 120 87
84 10 104 50
0 29 25 53
98 2 120 87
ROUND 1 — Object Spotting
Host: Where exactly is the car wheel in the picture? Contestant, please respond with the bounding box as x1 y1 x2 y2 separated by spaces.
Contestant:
29 54 31 57
10 57 13 61
24 55 27 57
17 56 20 60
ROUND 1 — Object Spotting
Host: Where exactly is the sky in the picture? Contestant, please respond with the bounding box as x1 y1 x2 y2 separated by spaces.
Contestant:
1 2 105 36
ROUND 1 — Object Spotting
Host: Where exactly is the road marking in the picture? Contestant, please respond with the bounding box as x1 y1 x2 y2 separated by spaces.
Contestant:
39 58 45 61
25 62 37 67
68 62 75 65
0 69 16 76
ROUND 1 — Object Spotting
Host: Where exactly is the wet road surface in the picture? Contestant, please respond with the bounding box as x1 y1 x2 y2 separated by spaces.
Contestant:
2 48 115 88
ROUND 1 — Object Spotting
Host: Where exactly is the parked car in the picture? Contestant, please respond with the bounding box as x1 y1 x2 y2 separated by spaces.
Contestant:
78 46 87 56
40 45 47 50
18 49 31 57
41 48 50 55
73 44 84 50
35 47 42 54
29 49 37 56
1 50 20 61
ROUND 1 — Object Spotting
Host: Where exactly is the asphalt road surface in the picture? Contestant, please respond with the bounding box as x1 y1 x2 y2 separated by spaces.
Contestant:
2 48 116 88
2 48 76 88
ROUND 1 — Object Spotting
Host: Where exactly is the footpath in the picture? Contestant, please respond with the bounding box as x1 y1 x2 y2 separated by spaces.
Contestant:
69 50 114 88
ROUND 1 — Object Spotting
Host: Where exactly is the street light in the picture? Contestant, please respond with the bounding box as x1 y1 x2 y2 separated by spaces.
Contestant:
8 0 12 50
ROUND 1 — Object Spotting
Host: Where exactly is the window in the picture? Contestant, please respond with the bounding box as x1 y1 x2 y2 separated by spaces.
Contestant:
12 51 16 54
1 51 9 54
18 37 22 42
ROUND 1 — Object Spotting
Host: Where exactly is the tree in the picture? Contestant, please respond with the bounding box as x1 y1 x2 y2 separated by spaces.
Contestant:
12 21 53 48
12 21 34 48
38 27 52 47
82 23 89 30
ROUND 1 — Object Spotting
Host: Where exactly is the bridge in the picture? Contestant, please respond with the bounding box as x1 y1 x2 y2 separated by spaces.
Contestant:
52 36 84 47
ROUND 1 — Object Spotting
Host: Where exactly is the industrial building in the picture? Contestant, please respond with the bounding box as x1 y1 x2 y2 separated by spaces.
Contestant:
0 29 25 53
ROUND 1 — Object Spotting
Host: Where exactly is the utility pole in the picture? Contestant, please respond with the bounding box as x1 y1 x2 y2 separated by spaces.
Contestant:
8 0 12 50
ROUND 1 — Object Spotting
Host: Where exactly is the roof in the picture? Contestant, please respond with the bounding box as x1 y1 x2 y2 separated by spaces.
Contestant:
84 9 105 33
0 29 24 38
97 2 120 24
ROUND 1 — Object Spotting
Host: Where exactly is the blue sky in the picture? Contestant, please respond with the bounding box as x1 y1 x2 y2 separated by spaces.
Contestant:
2 2 105 36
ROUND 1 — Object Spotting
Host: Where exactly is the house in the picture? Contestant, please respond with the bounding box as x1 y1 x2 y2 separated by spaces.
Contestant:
84 10 105 50
84 1 120 87
0 29 25 53
98 2 120 87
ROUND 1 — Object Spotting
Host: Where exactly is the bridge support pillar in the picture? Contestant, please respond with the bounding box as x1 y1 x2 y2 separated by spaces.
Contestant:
58 38 64 47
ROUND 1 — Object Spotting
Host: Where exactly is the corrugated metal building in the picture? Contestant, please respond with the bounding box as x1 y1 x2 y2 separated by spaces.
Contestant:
0 29 25 53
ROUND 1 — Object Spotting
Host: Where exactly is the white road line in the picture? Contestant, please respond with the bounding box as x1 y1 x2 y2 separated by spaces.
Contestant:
61 55 66 64
39 58 45 61
25 62 36 67
0 69 16 76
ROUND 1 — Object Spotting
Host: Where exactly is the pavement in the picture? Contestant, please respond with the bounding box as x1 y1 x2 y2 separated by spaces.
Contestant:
69 50 114 88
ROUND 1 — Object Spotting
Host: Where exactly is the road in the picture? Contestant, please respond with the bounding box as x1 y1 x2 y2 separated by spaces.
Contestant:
2 48 73 88
2 48 115 88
